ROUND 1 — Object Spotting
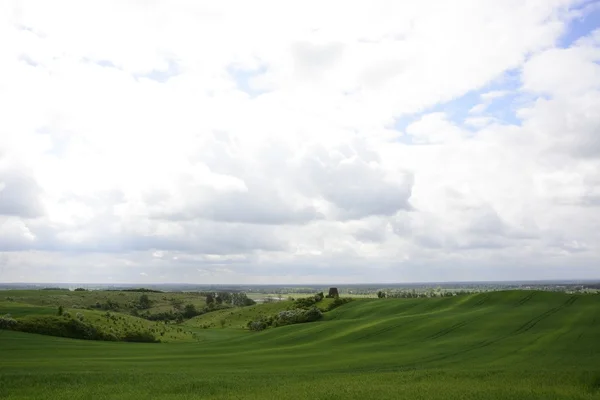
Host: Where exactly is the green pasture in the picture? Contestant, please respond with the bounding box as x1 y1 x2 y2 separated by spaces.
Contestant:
1 290 599 399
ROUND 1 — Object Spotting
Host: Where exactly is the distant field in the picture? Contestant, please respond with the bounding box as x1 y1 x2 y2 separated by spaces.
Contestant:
1 289 207 316
1 290 600 399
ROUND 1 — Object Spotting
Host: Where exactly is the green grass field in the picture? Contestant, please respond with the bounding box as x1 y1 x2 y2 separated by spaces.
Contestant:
1 290 599 399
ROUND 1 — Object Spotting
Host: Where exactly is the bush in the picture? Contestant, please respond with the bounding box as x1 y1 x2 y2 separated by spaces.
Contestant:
248 320 269 331
182 304 199 319
303 306 323 322
121 331 159 343
327 297 352 311
138 294 151 309
248 307 323 331
0 314 18 329
10 316 111 341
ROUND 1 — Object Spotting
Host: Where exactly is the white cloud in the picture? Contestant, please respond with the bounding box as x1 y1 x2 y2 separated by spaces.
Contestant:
0 0 598 283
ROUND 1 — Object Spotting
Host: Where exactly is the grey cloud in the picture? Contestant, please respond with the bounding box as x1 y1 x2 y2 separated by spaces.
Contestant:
292 41 344 79
152 184 322 225
353 219 390 243
0 168 44 218
0 211 287 254
303 145 413 220
466 206 506 236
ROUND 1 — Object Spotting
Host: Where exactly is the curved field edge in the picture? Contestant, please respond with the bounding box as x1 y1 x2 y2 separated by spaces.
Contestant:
1 290 599 399
1 304 198 342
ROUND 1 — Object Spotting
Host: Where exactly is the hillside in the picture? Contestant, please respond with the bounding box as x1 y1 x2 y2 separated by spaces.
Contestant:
1 291 599 399
184 297 336 329
0 302 197 342
1 289 208 317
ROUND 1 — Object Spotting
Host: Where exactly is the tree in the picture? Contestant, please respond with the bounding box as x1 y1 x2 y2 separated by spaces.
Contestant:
183 304 197 319
57 305 64 316
215 292 231 305
206 293 215 306
138 294 151 309
327 288 339 298
377 291 386 299
231 292 256 307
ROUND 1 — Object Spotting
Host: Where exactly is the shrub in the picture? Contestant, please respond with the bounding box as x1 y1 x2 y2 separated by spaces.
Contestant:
121 331 159 343
303 306 323 322
138 295 151 309
11 316 108 341
294 297 318 309
327 297 352 311
248 320 268 331
0 314 18 329
57 306 64 316
183 304 199 319
248 307 323 331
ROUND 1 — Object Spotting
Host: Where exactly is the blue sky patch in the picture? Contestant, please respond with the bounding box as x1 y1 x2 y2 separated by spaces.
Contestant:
559 0 600 48
228 65 269 98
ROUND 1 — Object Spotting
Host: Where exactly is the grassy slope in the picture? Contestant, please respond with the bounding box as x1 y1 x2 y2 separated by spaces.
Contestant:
1 291 599 399
0 302 197 342
1 290 208 316
184 298 335 329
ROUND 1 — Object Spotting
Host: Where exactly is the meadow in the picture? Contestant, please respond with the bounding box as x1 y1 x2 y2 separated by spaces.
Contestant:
1 290 599 399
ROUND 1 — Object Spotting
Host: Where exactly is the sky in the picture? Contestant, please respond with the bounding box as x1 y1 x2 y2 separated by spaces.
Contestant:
1 0 600 284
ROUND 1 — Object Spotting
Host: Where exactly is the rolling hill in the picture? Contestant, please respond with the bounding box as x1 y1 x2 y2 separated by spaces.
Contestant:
1 290 599 399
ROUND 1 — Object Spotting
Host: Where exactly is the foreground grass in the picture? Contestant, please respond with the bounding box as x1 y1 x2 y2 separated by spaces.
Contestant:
1 291 599 399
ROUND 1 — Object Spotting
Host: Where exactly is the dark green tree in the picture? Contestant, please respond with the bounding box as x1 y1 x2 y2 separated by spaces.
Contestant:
206 293 215 305
138 294 151 309
183 304 197 319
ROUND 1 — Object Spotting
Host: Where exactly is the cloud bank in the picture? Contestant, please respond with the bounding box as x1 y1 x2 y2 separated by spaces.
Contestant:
1 0 599 283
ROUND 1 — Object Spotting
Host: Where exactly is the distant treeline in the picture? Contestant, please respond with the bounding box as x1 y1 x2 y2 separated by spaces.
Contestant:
583 283 600 289
110 288 164 293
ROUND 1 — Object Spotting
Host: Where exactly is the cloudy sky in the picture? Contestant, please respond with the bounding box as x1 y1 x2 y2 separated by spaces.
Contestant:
1 0 599 284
